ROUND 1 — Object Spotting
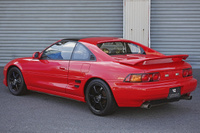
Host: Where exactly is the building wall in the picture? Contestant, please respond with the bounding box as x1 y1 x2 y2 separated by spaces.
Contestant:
0 0 123 66
1 0 199 69
150 0 200 68
124 0 200 69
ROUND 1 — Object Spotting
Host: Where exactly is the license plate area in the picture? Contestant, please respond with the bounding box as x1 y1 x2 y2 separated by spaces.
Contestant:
167 87 181 99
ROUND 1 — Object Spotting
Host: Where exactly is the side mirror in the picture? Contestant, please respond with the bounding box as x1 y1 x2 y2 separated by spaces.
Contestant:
32 52 40 59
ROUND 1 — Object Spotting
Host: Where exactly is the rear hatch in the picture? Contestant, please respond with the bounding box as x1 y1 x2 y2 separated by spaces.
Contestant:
112 54 190 81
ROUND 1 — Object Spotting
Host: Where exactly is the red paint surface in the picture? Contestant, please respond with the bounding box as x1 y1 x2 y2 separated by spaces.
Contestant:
3 37 197 107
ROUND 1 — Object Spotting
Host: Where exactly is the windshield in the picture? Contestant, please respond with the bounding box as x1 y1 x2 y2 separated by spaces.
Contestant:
97 42 145 55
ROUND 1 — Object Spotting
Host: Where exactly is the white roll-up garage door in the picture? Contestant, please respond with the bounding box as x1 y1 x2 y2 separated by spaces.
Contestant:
0 0 123 66
151 0 200 68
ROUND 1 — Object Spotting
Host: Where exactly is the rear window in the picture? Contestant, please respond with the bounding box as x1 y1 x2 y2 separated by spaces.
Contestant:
97 42 145 55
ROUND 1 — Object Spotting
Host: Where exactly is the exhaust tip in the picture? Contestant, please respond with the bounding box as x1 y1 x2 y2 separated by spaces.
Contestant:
141 103 152 109
187 96 192 100
181 95 192 100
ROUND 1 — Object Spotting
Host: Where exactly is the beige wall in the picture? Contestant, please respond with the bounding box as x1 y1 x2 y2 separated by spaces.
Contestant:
123 0 150 47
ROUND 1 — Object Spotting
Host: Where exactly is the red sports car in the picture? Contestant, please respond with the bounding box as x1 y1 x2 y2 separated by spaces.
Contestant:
3 37 197 116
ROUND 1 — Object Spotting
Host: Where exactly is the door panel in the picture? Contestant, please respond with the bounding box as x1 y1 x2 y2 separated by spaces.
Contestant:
24 59 69 93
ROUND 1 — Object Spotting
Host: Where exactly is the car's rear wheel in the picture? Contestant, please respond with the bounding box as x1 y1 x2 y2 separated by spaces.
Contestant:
85 79 117 116
7 67 27 95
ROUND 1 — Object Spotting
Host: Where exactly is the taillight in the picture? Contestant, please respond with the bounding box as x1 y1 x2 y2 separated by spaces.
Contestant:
124 74 142 82
142 74 150 82
183 68 192 77
124 72 160 82
152 73 160 81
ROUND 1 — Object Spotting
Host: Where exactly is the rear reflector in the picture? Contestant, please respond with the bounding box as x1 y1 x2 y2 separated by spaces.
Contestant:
183 68 192 77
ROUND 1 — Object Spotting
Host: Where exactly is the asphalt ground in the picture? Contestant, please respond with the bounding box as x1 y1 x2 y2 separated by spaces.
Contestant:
0 67 199 133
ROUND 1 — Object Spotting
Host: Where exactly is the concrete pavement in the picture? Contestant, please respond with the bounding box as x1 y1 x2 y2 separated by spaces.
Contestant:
0 67 199 133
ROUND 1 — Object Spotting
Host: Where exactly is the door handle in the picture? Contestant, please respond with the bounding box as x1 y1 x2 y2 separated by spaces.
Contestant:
59 67 66 70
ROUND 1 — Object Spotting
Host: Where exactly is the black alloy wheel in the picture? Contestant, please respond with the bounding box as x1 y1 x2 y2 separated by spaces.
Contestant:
85 79 117 116
7 67 27 95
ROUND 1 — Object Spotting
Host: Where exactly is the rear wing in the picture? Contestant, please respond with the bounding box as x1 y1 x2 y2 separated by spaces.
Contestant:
118 55 189 66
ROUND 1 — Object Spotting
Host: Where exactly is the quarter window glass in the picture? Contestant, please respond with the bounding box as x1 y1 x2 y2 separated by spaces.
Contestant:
42 41 76 60
72 43 93 60
128 43 142 54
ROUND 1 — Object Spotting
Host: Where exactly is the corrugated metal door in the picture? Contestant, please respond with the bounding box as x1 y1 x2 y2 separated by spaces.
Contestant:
123 0 149 47
151 0 200 68
0 0 123 66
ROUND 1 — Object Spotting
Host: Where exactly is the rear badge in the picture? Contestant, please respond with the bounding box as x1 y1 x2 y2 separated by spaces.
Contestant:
165 74 169 77
172 88 177 93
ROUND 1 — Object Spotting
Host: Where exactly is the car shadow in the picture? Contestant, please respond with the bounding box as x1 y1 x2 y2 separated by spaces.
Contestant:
24 90 195 118
25 90 88 109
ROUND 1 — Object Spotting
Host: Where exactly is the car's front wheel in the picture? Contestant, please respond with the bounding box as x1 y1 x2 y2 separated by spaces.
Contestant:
7 67 27 95
85 79 117 116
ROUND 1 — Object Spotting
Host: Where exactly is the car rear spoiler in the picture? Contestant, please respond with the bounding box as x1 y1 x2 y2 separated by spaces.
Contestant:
118 55 189 66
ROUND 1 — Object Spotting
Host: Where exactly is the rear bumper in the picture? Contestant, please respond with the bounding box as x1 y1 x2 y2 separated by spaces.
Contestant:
111 77 197 107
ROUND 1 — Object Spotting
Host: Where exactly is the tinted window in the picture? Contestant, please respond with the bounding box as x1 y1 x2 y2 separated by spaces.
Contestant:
72 43 95 61
97 42 145 55
41 41 76 60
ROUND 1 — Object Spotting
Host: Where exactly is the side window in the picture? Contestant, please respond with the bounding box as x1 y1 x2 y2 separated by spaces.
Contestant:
41 41 76 60
72 43 95 61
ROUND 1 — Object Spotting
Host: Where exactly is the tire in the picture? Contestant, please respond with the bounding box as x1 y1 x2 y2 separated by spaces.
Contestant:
7 67 27 95
85 79 117 116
